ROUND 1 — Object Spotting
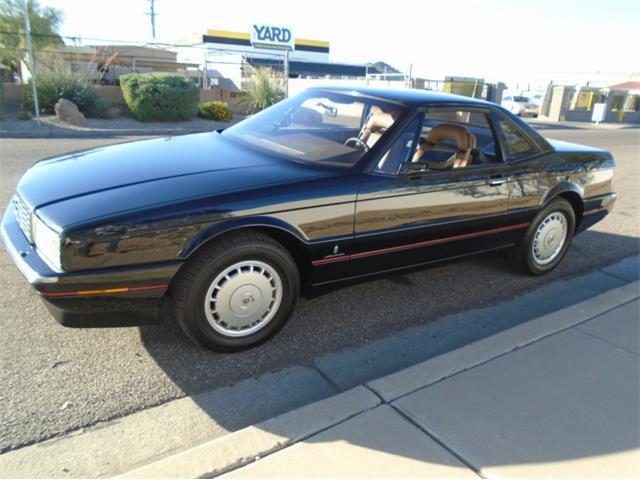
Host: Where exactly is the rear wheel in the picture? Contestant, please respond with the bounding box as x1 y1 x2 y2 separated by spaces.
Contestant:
509 198 575 275
172 231 300 351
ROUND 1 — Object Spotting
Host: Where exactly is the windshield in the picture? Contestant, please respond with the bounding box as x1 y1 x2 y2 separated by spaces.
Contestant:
222 89 409 168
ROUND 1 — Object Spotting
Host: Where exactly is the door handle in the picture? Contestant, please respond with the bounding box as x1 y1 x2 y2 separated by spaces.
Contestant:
488 177 507 187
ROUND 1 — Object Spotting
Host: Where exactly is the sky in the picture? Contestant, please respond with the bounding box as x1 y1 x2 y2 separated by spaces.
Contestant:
40 0 640 86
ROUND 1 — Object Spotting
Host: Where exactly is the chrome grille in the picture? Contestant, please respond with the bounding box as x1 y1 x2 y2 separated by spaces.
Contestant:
13 194 33 243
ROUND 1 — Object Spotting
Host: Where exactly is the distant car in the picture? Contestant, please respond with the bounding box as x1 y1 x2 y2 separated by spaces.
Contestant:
521 92 545 106
502 95 540 116
2 87 616 351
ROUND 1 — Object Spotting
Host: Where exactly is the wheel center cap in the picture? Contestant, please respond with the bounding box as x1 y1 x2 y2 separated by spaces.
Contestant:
229 285 262 317
547 232 556 245
241 293 254 306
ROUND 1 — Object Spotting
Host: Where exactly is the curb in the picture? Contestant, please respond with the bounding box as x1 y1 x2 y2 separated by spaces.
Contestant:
119 269 639 478
367 280 640 402
119 387 380 478
0 128 215 139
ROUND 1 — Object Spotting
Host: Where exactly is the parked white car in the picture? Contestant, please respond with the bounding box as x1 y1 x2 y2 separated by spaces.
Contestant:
501 95 539 117
521 91 545 106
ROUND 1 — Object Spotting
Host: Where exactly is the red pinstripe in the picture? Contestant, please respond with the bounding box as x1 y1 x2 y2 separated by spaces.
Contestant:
311 222 530 266
583 207 607 216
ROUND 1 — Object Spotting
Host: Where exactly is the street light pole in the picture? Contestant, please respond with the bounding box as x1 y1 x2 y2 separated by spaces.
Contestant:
23 0 40 124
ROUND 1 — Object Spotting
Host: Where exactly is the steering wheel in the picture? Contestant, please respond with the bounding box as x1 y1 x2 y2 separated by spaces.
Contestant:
344 137 370 152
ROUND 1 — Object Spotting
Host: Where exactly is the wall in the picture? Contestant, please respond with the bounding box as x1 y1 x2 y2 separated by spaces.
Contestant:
541 85 640 124
2 82 22 106
1 82 247 116
199 87 248 114
96 85 247 114
95 85 127 108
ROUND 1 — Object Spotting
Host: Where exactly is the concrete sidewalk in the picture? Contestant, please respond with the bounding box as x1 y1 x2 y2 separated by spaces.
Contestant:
126 257 639 479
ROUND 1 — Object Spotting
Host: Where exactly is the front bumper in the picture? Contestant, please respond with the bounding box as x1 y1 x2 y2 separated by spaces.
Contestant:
1 206 181 327
520 106 540 116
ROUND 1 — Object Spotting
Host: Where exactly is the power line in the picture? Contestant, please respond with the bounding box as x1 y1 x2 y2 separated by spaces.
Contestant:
0 29 286 58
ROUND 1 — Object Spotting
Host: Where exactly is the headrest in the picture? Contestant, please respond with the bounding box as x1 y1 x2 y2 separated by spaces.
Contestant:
366 112 395 132
425 123 476 151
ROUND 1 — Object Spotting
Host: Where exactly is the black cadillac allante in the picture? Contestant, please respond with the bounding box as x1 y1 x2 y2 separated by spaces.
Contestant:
2 87 616 351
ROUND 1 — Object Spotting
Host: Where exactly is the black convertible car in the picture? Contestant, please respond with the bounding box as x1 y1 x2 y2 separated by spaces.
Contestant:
2 87 616 351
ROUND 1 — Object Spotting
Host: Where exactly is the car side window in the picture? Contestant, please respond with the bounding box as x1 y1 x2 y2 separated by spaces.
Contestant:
374 117 420 175
408 108 501 173
497 118 537 159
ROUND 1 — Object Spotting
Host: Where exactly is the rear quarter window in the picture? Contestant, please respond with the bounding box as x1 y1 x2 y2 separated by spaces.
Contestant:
498 118 537 159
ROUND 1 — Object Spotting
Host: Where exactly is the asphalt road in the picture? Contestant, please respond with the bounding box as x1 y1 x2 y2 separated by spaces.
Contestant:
0 127 638 453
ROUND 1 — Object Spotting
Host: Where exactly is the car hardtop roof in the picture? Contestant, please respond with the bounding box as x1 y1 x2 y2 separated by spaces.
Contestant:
307 85 495 108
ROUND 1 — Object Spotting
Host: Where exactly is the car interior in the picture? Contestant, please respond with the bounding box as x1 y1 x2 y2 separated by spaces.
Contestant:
345 106 399 152
375 110 501 175
256 98 406 167
407 111 500 172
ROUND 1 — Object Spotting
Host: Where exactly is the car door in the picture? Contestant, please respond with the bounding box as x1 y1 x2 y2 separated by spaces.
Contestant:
351 106 519 277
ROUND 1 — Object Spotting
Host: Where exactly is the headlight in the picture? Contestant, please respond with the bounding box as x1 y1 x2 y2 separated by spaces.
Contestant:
32 215 62 271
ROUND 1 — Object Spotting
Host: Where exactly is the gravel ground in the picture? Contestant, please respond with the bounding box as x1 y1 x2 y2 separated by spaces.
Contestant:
0 127 638 453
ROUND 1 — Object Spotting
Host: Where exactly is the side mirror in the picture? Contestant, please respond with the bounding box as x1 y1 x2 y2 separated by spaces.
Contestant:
398 162 427 175
316 102 338 117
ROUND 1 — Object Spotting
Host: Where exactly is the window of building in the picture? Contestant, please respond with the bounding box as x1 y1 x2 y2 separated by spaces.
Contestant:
610 94 626 112
623 95 640 112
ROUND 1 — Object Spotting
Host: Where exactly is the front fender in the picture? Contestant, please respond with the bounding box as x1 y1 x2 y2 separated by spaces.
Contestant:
178 216 308 259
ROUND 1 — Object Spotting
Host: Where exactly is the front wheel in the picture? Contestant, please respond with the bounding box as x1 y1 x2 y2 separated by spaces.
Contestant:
172 231 300 351
509 198 575 275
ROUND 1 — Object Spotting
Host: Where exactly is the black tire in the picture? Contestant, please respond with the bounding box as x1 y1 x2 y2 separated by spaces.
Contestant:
508 198 575 275
172 230 300 352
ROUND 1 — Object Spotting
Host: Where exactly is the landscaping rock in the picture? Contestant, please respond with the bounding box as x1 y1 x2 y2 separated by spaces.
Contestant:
54 98 86 126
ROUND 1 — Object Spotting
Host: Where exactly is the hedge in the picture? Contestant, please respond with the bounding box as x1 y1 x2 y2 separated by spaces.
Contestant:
120 73 199 122
22 73 109 118
198 101 232 121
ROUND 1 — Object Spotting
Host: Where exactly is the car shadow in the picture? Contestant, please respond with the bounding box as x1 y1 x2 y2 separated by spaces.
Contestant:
138 229 639 471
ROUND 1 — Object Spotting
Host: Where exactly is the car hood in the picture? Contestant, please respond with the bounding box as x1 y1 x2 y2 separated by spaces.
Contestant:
16 132 336 228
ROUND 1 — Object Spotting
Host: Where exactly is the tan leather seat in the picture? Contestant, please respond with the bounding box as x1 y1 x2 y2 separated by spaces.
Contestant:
412 123 477 169
359 110 396 149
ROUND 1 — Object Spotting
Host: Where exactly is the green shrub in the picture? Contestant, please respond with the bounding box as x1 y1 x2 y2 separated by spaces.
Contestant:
22 73 109 118
120 73 199 122
17 110 32 121
198 101 232 121
240 68 284 112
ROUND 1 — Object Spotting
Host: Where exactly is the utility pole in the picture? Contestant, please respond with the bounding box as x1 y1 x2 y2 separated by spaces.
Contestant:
23 0 39 124
283 49 289 98
145 0 157 39
202 49 208 89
